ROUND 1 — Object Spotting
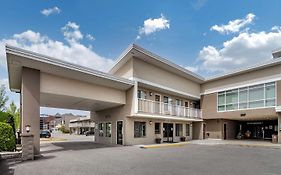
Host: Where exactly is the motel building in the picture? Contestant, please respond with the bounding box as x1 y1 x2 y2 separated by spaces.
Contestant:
5 44 281 156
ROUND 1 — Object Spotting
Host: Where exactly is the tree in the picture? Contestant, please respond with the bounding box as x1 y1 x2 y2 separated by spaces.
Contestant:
7 101 20 130
0 85 9 112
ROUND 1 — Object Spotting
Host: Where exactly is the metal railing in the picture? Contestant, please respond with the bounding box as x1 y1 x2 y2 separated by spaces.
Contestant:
69 122 95 128
138 98 202 119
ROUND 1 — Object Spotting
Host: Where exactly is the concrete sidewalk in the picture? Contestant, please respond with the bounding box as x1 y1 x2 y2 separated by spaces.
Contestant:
189 139 281 148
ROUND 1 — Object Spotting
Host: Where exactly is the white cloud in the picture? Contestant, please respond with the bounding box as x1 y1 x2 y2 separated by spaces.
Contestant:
41 6 61 16
197 29 281 73
210 13 255 34
191 0 208 10
138 14 170 38
185 66 199 73
86 34 95 41
0 22 114 72
61 22 83 43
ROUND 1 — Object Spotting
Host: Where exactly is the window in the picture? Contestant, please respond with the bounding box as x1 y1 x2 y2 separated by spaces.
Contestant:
217 82 276 112
98 123 104 137
164 96 172 111
105 122 111 137
134 122 146 138
175 124 183 137
186 124 190 136
176 99 182 106
155 123 161 134
138 90 147 99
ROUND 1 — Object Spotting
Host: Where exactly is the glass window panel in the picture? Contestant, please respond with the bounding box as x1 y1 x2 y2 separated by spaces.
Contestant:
218 94 225 105
226 91 238 104
239 87 248 91
163 96 168 103
249 87 264 101
155 123 161 134
218 105 225 111
218 91 225 95
134 122 146 138
186 124 190 136
226 104 238 111
239 90 247 103
265 99 275 106
265 85 275 99
266 82 275 86
105 122 111 137
138 90 147 99
249 100 264 108
239 103 247 109
175 124 183 136
250 84 264 89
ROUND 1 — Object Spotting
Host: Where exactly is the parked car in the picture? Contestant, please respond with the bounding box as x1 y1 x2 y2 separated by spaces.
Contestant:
85 130 95 136
40 130 51 138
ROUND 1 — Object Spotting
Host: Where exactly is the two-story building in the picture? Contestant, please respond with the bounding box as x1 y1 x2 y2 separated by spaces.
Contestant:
69 116 95 135
5 44 281 154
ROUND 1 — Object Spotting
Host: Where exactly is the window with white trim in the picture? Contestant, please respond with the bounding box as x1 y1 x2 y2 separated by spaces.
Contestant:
217 82 276 112
138 90 147 99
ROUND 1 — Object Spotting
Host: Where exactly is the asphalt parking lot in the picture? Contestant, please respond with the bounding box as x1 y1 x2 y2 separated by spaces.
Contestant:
1 139 281 175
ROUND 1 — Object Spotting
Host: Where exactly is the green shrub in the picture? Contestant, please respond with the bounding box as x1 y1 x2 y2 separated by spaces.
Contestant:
0 122 16 151
60 125 70 134
0 111 16 135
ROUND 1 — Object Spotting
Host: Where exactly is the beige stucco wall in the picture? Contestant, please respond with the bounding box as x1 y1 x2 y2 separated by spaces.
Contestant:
125 118 193 145
201 64 281 94
201 92 278 120
201 81 281 120
91 85 136 145
21 68 40 155
133 58 201 98
204 119 237 140
113 59 133 79
40 73 126 105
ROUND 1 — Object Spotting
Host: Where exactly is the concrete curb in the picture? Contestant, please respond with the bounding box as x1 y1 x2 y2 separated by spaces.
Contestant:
139 142 189 149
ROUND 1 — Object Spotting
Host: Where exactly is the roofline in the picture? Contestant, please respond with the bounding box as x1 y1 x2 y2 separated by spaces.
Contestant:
6 45 135 87
109 44 205 82
6 44 281 86
205 56 281 82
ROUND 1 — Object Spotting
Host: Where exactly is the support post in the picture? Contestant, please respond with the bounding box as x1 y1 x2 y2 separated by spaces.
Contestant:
21 68 40 156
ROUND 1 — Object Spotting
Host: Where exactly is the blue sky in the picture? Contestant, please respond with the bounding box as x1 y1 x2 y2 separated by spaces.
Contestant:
0 0 281 115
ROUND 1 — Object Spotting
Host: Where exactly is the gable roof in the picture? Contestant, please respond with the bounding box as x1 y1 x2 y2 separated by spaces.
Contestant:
110 44 281 84
205 56 281 82
109 44 205 83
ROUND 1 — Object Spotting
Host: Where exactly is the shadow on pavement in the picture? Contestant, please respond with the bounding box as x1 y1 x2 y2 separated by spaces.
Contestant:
0 159 20 175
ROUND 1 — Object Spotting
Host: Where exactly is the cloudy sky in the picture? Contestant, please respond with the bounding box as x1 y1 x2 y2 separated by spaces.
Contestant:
0 0 281 115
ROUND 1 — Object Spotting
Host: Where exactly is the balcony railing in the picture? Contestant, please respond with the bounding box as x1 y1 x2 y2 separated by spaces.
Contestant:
138 98 202 119
69 122 95 128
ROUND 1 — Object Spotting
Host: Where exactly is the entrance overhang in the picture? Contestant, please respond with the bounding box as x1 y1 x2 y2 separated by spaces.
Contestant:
6 45 134 93
6 45 135 111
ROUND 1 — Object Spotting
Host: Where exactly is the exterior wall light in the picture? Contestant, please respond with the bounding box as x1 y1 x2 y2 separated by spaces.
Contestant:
240 113 246 117
25 125 31 133
149 121 152 125
149 92 153 96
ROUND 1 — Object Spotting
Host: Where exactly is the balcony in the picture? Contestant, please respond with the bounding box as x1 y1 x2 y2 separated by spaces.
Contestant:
69 122 95 128
138 98 202 119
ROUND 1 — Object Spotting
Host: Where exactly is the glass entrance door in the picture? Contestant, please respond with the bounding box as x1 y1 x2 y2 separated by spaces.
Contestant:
163 123 173 143
116 121 123 145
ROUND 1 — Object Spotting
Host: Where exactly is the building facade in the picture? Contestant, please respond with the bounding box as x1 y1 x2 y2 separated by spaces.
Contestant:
69 116 95 134
5 44 281 154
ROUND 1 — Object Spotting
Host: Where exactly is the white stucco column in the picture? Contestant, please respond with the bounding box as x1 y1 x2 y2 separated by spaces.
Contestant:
21 68 40 155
